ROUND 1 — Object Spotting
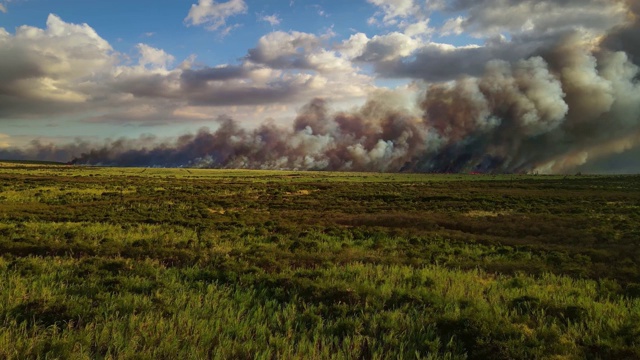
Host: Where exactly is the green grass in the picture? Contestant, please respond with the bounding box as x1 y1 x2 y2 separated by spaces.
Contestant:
0 163 639 359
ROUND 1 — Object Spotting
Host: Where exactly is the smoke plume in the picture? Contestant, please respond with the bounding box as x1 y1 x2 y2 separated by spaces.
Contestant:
4 2 640 173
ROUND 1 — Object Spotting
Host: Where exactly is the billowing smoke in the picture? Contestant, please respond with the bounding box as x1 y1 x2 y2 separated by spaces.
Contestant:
5 1 640 173
418 31 640 173
0 139 96 164
67 98 433 172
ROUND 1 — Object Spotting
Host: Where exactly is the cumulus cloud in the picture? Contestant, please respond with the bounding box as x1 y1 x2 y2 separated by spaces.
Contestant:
137 44 175 70
0 15 373 125
440 16 464 36
123 29 374 109
337 33 370 59
246 31 355 73
355 32 421 62
0 14 115 117
401 19 433 37
185 0 247 33
247 31 321 69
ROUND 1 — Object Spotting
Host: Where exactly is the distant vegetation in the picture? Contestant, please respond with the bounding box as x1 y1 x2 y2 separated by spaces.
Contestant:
0 159 67 166
0 163 639 359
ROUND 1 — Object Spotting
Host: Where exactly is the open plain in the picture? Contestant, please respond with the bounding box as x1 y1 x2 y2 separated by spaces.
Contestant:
0 163 639 359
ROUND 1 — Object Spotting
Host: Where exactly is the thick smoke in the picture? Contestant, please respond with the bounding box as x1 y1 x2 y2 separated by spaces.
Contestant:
67 98 432 172
6 1 640 173
418 31 640 173
0 139 96 164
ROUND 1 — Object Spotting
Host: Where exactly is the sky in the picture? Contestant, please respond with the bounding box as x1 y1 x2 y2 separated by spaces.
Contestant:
1 0 639 173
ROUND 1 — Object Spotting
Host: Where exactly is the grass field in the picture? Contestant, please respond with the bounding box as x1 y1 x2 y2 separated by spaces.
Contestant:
0 162 639 359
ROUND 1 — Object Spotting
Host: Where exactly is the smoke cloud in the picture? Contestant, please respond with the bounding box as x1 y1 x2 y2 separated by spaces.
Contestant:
4 1 640 174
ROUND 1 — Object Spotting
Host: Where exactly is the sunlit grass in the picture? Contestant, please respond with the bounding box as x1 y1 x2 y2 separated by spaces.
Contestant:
0 163 639 358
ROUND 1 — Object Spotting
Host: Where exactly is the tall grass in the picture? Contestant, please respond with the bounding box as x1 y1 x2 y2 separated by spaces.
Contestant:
0 165 639 358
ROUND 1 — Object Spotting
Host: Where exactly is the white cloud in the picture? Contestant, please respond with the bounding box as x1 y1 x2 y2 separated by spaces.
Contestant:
136 44 175 70
366 0 433 42
337 33 370 59
0 15 374 126
367 0 418 25
0 3 6 13
247 31 354 73
443 0 627 38
401 19 433 37
356 32 421 62
258 13 281 26
185 0 247 32
0 14 114 109
440 16 464 36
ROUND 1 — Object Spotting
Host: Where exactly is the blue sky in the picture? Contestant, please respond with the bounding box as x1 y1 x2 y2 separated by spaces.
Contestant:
1 0 638 173
0 0 473 67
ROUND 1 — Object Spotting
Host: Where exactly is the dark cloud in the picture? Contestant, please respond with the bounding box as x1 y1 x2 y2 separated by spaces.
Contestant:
0 46 44 87
181 65 248 89
112 73 181 99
